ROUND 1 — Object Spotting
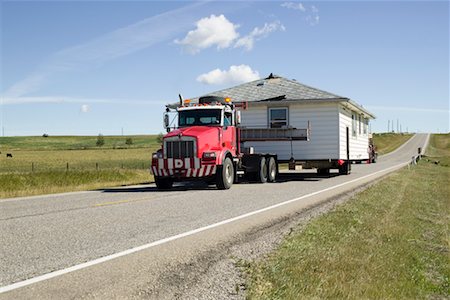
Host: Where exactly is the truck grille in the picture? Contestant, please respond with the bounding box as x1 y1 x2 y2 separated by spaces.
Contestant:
165 140 195 158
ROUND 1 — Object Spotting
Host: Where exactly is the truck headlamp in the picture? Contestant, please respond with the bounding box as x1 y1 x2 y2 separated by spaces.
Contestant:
202 152 216 159
152 152 163 159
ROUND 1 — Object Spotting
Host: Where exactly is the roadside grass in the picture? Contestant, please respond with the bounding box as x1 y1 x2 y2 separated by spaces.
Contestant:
0 170 152 199
244 134 449 299
372 132 413 155
0 135 160 151
0 135 160 198
425 133 450 167
0 148 156 173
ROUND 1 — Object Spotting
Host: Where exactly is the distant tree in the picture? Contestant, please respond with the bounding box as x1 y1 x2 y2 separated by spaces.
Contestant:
157 133 164 144
125 137 133 146
42 133 49 138
96 134 105 147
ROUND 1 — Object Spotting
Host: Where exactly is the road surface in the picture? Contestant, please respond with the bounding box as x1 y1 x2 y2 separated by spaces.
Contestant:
0 133 429 298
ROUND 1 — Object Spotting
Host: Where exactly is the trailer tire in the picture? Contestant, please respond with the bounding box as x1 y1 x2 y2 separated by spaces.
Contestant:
338 162 351 175
267 157 277 182
256 157 268 183
216 157 234 190
155 177 173 190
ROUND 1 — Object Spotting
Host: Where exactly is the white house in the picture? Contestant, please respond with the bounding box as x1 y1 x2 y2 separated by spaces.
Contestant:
197 73 375 169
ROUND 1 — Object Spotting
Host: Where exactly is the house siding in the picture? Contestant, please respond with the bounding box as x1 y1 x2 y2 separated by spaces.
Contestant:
239 102 340 160
339 105 370 160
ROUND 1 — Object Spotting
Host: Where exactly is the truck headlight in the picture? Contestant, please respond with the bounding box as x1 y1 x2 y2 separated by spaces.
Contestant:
152 151 163 159
202 152 216 159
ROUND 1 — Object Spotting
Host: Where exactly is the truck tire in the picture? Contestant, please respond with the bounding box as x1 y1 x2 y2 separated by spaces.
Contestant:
216 157 234 190
267 157 277 182
317 168 330 175
256 157 268 183
155 177 173 190
338 162 351 175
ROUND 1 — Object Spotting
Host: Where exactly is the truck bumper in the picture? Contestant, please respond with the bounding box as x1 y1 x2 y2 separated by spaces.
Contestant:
151 158 216 178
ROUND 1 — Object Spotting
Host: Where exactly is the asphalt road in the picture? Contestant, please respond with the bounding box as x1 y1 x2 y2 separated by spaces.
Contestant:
0 133 429 298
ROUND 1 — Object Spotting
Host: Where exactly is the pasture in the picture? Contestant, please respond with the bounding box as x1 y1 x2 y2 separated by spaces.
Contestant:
0 135 161 198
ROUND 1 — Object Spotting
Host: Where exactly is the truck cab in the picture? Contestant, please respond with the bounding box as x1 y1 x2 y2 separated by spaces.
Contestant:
151 96 241 190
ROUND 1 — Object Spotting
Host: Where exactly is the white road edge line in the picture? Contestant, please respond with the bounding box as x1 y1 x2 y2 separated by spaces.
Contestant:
0 134 430 294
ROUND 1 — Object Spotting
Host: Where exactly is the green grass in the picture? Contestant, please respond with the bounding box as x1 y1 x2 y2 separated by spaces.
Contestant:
372 132 413 155
0 135 161 198
0 170 151 199
244 134 449 299
0 135 160 151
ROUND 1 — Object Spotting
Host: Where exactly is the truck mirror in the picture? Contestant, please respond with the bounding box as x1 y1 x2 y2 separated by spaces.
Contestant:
163 113 169 129
236 111 241 125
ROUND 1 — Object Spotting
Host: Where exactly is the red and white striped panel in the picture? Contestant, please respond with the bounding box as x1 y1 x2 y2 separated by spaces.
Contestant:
150 158 216 178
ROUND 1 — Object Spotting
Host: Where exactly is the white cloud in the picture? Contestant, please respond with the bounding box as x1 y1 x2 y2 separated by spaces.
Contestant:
1 2 205 98
196 65 260 85
235 21 285 51
281 2 320 26
174 14 240 54
307 5 320 26
80 104 90 113
281 2 305 12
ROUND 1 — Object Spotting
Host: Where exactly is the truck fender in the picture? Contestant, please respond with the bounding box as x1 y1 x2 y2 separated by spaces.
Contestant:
217 150 232 165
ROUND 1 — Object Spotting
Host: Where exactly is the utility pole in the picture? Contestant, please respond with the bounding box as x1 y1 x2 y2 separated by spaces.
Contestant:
387 120 390 133
121 127 124 136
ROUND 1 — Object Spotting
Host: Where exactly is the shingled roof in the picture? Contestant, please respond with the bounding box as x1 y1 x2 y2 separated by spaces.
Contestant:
190 73 374 118
198 74 347 103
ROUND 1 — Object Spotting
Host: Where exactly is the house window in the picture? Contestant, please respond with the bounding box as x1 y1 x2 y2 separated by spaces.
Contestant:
352 113 357 137
269 107 288 128
363 118 368 134
358 114 362 135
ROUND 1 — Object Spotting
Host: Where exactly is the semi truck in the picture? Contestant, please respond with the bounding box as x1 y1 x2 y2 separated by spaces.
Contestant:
151 95 352 190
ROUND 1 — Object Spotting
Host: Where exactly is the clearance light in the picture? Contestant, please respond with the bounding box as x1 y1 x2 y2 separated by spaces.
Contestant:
224 97 232 103
184 99 191 106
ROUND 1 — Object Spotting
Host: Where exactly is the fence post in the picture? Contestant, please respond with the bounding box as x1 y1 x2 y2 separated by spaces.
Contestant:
66 162 69 171
96 163 99 171
32 162 34 173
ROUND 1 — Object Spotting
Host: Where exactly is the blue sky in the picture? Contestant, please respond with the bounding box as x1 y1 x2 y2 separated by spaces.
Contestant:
1 0 448 136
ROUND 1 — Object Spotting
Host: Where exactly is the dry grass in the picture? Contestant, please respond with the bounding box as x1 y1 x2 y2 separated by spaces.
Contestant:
372 132 413 155
245 134 449 299
0 135 160 199
0 170 152 199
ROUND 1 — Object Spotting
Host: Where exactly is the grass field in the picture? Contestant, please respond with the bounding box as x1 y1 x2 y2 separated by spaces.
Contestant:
372 132 413 155
244 134 449 299
0 135 161 198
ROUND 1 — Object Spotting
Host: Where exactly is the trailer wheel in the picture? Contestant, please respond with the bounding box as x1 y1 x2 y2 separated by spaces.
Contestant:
267 157 277 182
216 157 234 190
155 177 173 190
338 162 351 175
256 157 268 183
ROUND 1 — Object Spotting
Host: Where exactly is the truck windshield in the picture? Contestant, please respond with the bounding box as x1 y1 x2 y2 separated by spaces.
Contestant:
179 109 222 127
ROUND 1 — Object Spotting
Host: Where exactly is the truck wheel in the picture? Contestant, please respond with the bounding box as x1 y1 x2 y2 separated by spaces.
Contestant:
267 157 277 182
257 157 268 183
155 177 173 190
216 157 234 190
317 168 330 175
338 162 351 175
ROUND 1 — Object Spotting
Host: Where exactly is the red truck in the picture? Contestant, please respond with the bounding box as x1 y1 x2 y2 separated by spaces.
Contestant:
151 96 287 190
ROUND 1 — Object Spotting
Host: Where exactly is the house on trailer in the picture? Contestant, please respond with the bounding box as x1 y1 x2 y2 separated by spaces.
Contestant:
196 73 375 171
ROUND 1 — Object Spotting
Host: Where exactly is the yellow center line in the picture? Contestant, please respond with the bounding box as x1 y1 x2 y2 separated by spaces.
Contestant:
93 196 155 207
